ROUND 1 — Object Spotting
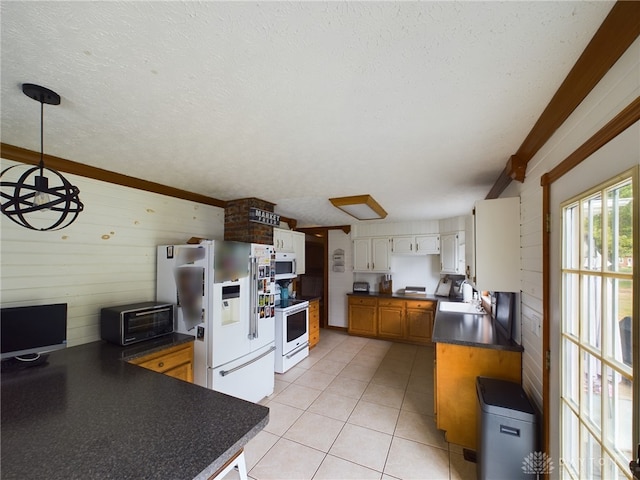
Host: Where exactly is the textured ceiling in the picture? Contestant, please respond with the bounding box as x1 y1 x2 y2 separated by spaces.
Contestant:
0 1 614 227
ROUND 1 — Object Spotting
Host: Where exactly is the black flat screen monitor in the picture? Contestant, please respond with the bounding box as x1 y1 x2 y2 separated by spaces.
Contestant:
1 303 67 360
494 292 514 341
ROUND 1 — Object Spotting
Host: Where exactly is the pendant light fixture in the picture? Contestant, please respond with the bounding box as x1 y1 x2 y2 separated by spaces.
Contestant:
0 84 83 231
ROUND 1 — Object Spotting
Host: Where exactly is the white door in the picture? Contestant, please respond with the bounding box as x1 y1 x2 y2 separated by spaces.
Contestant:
559 172 635 479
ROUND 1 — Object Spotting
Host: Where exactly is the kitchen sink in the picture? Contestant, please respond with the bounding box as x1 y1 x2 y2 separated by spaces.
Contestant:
439 301 485 314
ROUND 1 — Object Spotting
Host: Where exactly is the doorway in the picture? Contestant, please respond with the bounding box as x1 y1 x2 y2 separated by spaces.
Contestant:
298 233 326 327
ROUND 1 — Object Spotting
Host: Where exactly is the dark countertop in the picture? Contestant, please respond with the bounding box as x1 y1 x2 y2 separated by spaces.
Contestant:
298 295 321 303
432 309 524 352
1 333 269 480
347 292 442 301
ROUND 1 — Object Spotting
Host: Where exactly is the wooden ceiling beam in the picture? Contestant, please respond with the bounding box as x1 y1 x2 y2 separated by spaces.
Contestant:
0 143 226 208
297 225 351 236
486 0 640 199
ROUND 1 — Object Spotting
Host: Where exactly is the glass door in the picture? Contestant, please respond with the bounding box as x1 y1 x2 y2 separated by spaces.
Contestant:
560 170 636 478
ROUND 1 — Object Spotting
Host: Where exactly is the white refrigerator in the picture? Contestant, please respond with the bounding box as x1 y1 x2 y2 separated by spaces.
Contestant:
156 241 276 403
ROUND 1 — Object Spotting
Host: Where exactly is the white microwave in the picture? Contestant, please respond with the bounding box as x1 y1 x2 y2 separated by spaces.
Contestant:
274 252 297 280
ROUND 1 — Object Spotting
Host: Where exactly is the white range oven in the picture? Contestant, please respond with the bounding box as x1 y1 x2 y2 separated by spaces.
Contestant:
274 298 309 373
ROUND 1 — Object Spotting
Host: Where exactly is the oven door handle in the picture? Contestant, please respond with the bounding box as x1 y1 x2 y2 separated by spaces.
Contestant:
285 342 309 359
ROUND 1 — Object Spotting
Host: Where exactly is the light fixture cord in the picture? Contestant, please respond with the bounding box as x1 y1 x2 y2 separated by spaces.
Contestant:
39 99 44 175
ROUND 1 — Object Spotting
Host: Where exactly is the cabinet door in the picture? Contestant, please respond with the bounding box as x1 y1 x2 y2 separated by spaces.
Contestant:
440 233 459 273
164 363 194 383
292 231 306 274
464 214 475 283
371 237 390 271
475 198 520 292
353 239 371 271
415 235 440 254
273 228 294 252
405 307 434 345
378 306 404 340
391 236 414 254
348 297 377 336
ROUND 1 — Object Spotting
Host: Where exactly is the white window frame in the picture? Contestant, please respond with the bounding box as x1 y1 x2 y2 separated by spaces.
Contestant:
559 168 637 479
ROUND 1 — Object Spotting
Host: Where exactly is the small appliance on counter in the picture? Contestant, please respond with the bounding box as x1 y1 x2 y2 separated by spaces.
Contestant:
353 281 370 294
404 286 427 296
101 301 175 346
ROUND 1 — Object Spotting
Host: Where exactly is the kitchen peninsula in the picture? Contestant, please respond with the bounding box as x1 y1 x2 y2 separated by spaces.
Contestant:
1 334 269 480
432 306 524 450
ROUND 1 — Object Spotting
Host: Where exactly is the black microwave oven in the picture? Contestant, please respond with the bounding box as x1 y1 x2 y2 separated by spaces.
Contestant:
100 302 175 346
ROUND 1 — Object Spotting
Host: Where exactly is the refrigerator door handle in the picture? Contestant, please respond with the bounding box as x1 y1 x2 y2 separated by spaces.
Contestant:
249 257 257 339
219 346 275 377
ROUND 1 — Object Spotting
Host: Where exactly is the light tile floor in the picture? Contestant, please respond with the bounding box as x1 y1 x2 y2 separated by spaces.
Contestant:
225 329 476 480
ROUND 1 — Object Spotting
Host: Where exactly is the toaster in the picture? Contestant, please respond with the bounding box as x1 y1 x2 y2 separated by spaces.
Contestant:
353 282 370 293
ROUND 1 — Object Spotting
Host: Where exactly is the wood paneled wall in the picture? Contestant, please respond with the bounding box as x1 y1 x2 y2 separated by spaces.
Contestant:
0 159 225 346
502 37 640 419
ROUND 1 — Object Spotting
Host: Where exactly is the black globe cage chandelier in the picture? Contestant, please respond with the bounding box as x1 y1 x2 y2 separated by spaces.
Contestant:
0 84 83 231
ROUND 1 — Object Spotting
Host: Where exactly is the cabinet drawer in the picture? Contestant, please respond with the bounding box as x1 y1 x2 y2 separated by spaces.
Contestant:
309 331 319 348
406 300 435 310
309 320 319 333
309 301 320 313
377 299 405 308
348 296 377 306
130 343 193 374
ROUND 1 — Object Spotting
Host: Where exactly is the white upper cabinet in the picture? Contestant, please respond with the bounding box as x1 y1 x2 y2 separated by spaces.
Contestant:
440 231 465 275
391 236 414 254
273 227 305 275
353 238 371 271
273 228 294 252
292 230 305 275
464 214 475 283
353 237 391 272
415 235 440 254
391 235 440 255
470 197 520 292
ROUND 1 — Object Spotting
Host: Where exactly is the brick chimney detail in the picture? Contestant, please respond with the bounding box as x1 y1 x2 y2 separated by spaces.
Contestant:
224 198 275 245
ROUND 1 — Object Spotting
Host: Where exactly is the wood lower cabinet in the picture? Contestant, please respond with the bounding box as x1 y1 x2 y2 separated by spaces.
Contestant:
308 299 320 349
347 296 377 337
434 342 522 449
405 301 435 344
348 296 435 346
377 299 406 340
129 341 194 383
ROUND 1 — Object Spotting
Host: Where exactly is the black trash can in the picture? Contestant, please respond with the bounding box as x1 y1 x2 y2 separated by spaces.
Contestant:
476 376 537 480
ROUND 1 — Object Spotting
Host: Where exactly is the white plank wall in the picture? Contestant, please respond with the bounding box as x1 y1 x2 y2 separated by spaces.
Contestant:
328 229 353 328
0 159 225 346
502 37 640 418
